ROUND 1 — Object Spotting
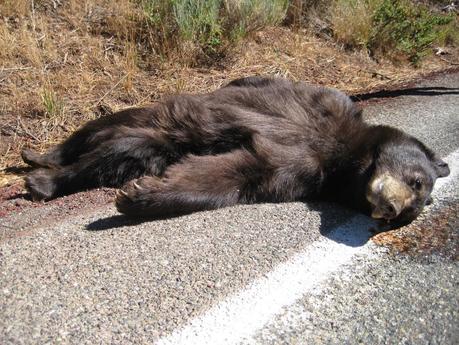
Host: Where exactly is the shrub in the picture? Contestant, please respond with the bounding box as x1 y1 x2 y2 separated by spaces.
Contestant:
368 0 454 64
223 0 289 40
173 0 222 49
286 0 336 28
140 0 223 61
330 0 382 49
140 0 178 56
139 0 289 62
329 0 454 64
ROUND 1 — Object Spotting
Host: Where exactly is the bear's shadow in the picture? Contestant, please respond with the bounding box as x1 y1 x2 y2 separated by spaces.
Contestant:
304 202 388 247
85 201 391 247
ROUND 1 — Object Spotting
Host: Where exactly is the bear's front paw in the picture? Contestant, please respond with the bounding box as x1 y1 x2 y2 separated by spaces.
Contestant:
25 169 57 201
115 176 164 217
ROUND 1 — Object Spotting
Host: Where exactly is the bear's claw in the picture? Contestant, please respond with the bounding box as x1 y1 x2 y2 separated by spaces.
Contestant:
115 176 164 216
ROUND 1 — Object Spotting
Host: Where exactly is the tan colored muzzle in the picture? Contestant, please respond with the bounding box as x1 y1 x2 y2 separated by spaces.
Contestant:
367 173 414 220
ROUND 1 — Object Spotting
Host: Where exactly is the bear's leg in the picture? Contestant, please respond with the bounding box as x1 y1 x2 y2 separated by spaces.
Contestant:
224 76 276 88
21 105 155 169
24 168 60 200
21 123 121 169
21 145 73 169
115 150 267 217
25 134 172 200
21 149 58 169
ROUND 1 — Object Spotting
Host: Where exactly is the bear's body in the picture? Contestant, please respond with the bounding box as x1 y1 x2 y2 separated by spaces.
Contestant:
22 77 449 222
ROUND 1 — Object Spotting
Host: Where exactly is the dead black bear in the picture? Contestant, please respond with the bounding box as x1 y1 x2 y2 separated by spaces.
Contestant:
22 76 450 223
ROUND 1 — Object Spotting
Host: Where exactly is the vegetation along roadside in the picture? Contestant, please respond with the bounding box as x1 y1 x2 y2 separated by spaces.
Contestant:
1 0 458 187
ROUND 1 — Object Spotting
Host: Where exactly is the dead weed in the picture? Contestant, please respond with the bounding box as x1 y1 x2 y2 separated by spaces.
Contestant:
0 3 457 187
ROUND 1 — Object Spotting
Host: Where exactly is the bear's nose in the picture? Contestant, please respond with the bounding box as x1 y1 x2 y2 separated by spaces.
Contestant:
371 199 403 220
383 200 402 219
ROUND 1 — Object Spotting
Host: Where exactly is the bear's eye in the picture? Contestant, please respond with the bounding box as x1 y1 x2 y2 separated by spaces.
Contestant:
411 178 422 190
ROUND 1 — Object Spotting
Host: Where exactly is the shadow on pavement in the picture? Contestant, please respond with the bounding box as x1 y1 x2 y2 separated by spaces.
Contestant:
86 200 397 248
302 202 398 247
85 213 182 231
86 214 147 231
351 86 459 102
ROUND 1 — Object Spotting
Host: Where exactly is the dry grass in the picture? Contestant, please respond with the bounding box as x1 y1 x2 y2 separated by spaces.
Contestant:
330 0 382 49
0 0 31 17
0 1 456 187
223 0 289 38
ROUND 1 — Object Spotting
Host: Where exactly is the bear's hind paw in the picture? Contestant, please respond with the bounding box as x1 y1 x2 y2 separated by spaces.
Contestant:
115 176 164 217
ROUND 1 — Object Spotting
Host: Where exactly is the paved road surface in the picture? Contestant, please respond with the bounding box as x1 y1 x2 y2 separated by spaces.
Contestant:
1 72 458 344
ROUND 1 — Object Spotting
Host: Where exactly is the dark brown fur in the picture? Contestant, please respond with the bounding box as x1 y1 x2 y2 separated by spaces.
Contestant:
22 76 449 222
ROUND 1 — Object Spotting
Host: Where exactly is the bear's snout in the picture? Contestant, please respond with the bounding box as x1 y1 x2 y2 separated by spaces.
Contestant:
366 172 415 221
371 198 403 220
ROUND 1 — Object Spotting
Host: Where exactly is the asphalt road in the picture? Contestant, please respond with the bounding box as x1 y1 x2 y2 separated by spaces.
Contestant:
1 72 458 345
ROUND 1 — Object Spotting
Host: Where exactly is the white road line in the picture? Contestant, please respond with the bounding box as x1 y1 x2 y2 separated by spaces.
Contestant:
155 149 459 345
156 216 376 345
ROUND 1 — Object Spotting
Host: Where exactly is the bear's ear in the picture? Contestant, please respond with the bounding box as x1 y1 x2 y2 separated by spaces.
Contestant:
431 156 450 178
415 139 450 178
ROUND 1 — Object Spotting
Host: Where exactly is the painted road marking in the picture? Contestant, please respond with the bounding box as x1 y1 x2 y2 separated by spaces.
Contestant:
156 216 375 345
156 149 459 345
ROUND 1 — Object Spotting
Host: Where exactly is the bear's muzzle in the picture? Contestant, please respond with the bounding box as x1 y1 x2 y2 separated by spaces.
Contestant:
366 172 416 221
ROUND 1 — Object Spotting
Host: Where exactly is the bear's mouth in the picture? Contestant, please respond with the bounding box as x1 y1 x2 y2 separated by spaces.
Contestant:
366 172 415 221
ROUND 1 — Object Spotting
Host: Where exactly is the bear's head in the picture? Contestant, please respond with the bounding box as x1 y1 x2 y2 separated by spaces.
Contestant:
365 128 450 224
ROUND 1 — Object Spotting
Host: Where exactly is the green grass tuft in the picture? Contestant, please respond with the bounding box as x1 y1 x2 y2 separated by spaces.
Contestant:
41 88 63 119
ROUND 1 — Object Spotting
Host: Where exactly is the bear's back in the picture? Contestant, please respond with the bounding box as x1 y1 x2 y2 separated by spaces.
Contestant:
207 78 365 150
